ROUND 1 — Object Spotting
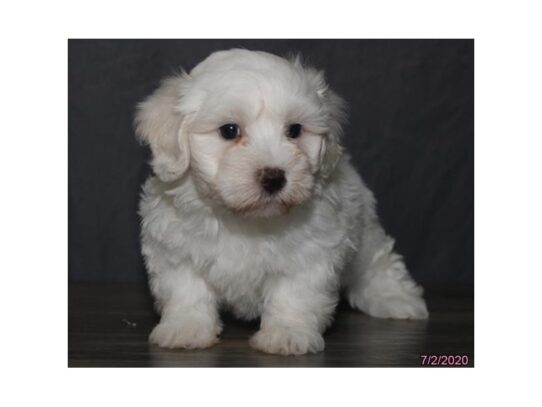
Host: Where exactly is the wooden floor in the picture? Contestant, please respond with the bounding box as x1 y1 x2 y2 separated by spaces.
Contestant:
68 283 474 367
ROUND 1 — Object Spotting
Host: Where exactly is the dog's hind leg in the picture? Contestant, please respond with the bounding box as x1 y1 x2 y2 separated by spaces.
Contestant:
342 211 429 320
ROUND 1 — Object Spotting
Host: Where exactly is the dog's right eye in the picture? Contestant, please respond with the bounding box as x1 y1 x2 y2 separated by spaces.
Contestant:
287 123 302 139
219 123 240 140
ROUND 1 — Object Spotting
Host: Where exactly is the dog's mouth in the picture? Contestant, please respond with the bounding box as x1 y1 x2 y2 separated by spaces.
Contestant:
213 173 314 219
219 189 313 218
224 195 291 218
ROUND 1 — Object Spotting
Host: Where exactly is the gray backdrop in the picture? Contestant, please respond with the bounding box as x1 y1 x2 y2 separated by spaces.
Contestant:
68 39 473 289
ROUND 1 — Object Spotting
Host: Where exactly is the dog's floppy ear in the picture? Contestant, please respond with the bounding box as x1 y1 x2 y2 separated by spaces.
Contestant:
292 56 347 179
319 87 346 178
135 74 191 182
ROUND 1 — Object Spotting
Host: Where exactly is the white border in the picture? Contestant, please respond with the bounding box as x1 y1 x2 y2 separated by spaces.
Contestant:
2 0 542 405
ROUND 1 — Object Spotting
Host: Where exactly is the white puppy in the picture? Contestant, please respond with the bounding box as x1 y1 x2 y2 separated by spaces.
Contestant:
136 49 428 355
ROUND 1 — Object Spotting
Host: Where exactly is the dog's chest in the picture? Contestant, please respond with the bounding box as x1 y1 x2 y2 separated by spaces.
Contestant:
204 228 289 307
202 211 353 311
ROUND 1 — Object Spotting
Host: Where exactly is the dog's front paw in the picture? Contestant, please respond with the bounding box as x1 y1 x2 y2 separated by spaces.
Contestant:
149 320 221 349
249 328 325 355
362 293 429 320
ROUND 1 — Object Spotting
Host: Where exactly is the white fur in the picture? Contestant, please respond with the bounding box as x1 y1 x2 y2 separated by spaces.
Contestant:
136 49 428 355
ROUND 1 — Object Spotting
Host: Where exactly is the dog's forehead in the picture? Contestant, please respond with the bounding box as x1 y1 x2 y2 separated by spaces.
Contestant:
189 49 315 96
179 49 328 128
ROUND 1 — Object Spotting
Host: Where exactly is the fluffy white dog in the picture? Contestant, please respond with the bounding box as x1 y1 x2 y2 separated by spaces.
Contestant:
136 49 428 355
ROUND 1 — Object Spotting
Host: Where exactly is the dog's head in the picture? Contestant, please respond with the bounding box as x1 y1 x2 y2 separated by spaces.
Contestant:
136 49 346 218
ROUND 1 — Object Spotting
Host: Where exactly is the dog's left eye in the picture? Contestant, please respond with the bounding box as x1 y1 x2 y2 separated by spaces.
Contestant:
219 123 240 140
287 123 302 139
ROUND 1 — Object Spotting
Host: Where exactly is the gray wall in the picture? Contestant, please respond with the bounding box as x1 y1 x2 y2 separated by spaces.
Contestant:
68 39 473 288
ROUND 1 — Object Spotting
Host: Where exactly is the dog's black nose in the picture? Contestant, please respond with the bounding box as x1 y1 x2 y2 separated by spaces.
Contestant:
259 167 286 194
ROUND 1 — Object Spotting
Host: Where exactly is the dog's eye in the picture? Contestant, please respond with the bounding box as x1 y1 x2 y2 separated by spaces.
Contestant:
219 123 240 140
287 123 302 139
